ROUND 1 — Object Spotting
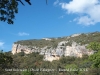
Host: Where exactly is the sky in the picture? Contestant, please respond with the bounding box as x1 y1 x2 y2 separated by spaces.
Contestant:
0 0 100 52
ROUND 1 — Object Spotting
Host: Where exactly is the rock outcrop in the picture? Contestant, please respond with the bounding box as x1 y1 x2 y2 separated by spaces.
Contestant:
12 41 94 62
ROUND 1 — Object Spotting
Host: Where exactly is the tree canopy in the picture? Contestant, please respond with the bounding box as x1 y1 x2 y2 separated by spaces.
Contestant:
87 42 100 52
0 0 47 24
0 0 18 24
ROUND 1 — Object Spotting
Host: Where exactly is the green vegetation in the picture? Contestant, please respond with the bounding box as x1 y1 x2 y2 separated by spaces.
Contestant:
14 31 100 47
1 32 100 75
0 0 18 24
1 50 100 75
0 0 47 24
87 42 100 52
21 71 32 75
89 51 100 68
0 50 13 75
14 38 65 48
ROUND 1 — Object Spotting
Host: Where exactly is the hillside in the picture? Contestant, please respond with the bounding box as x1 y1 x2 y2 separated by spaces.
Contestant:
1 31 100 75
14 31 100 47
11 31 100 61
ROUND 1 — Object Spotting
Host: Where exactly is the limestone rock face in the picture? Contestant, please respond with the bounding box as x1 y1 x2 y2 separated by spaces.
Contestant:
12 44 18 54
12 44 41 55
65 42 93 58
11 41 94 62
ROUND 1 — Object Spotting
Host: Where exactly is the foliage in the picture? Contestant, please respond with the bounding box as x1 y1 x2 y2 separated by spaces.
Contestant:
0 0 48 24
86 42 100 68
66 64 78 69
89 51 100 68
21 71 32 75
14 31 100 48
0 0 33 24
59 56 75 64
86 42 100 51
17 51 25 56
0 50 13 75
1 49 100 75
0 50 13 67
84 68 100 75
1 32 100 75
0 0 18 24
66 64 79 75
79 60 92 68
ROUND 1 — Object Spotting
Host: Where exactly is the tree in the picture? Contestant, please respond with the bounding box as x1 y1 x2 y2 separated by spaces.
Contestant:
0 0 18 24
86 42 100 52
0 50 13 67
89 51 100 68
86 42 100 68
21 71 32 75
65 64 79 75
0 0 47 24
18 51 25 56
0 50 13 74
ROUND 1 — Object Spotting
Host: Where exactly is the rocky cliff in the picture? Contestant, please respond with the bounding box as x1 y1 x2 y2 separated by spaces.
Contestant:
12 32 100 61
12 41 93 62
